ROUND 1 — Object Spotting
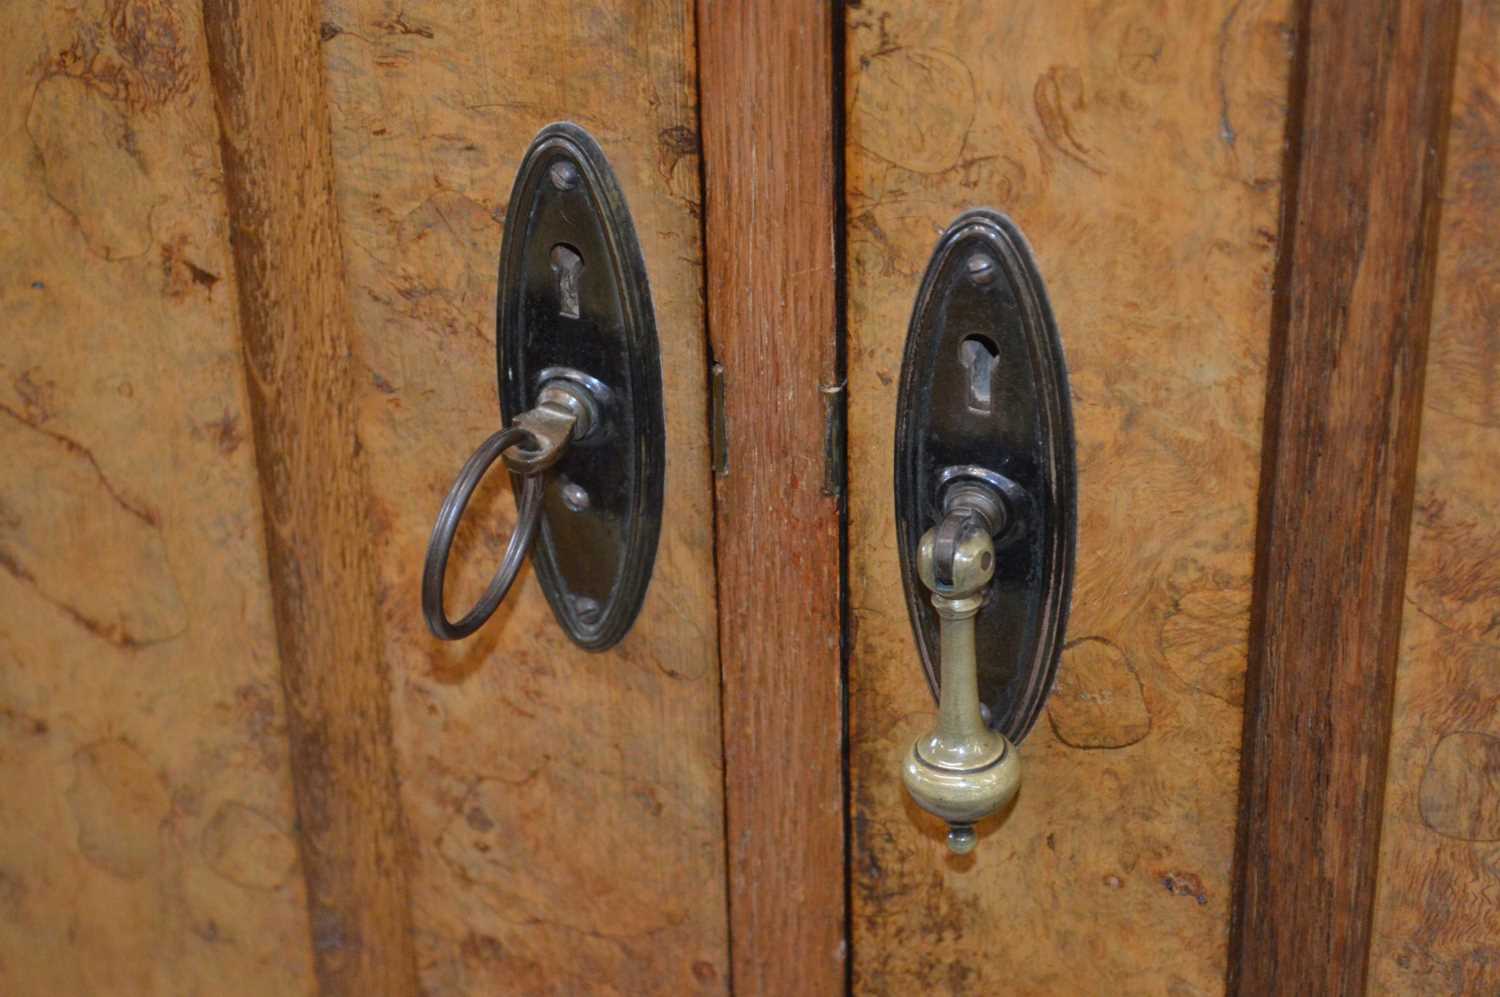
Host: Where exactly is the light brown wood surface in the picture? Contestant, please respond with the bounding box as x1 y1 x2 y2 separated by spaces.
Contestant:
845 2 1292 991
8 3 1498 992
0 1 316 992
1228 2 1460 992
696 3 847 994
315 1 728 992
1370 1 1500 992
201 0 420 991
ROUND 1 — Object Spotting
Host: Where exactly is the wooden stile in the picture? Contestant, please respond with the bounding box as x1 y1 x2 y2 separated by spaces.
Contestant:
1229 3 1462 993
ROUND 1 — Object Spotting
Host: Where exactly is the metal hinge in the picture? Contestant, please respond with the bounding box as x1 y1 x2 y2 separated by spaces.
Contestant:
821 378 845 497
708 364 845 496
710 361 728 475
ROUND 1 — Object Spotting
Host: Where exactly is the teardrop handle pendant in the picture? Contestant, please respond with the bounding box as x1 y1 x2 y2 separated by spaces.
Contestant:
895 210 1076 852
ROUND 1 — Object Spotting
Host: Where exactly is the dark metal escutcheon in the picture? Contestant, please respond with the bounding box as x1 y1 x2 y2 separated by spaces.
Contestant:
895 209 1076 742
498 123 664 650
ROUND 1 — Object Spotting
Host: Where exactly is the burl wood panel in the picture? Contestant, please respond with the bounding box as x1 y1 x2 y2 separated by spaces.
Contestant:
316 2 728 992
1229 4 1459 994
845 2 1291 991
696 4 846 994
1369 1 1500 992
0 1 316 993
201 0 419 991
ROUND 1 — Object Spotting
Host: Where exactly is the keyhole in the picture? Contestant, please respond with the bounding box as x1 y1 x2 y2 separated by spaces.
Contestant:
551 243 583 319
959 334 999 413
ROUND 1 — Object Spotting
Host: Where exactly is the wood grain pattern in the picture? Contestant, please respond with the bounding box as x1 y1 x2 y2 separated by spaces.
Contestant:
1369 1 1500 991
200 1 419 992
697 4 847 993
845 2 1293 992
0 0 316 992
315 1 729 992
1229 3 1461 994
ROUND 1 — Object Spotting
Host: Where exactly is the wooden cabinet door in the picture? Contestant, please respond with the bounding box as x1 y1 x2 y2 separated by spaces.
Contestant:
844 3 1294 989
831 2 1495 994
308 4 728 992
3 2 727 995
5 2 1497 995
693 4 1298 990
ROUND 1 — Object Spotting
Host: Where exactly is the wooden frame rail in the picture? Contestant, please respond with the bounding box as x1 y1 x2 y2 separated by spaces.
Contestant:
696 3 847 993
202 3 418 992
1229 2 1461 993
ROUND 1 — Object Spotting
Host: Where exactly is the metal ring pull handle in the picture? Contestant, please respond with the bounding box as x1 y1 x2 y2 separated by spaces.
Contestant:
421 380 597 640
422 427 546 640
430 124 666 651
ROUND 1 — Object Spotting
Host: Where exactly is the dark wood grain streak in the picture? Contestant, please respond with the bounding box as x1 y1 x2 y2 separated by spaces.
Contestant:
200 3 419 993
1229 2 1461 994
696 3 846 993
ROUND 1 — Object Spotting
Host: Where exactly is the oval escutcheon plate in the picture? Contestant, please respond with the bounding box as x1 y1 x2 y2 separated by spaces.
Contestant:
498 123 664 651
895 209 1076 743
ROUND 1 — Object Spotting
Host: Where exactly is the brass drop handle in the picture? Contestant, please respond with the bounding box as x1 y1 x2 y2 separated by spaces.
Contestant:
895 210 1075 858
902 484 1021 854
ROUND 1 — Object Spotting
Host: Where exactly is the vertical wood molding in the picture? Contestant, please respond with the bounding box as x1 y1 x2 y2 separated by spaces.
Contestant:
200 3 419 992
696 3 846 992
1230 2 1461 994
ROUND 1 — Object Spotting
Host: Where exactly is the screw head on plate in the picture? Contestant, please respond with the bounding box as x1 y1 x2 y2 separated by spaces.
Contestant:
966 252 998 286
561 482 591 512
569 594 601 623
549 161 579 190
